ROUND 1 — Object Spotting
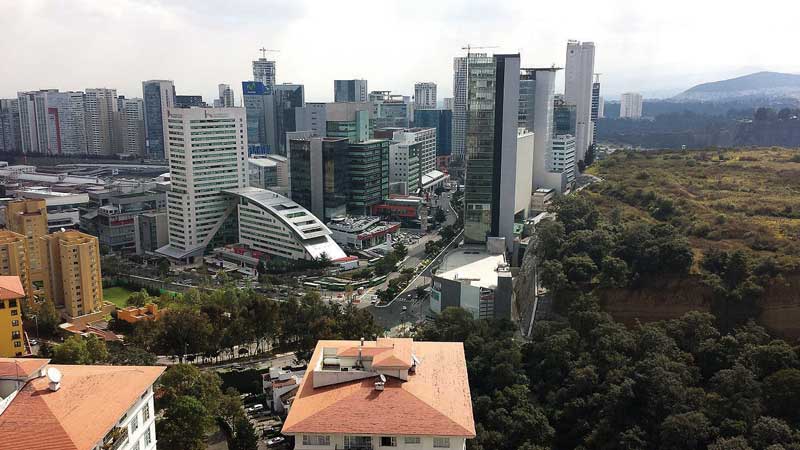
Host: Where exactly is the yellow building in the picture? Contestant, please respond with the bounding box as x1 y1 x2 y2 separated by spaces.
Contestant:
5 198 48 281
40 230 103 318
0 230 33 303
0 276 27 357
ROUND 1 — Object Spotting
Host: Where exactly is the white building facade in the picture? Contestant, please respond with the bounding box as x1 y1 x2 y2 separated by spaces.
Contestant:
564 40 595 162
414 82 437 109
84 88 118 156
252 58 276 90
620 92 643 119
392 127 436 178
159 107 248 263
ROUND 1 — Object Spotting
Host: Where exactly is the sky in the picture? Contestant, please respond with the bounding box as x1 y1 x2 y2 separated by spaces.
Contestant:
3 0 800 104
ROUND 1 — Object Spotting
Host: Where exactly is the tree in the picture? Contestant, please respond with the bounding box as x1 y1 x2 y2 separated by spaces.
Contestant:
764 369 800 424
598 256 630 288
158 259 171 276
35 299 60 336
230 415 259 450
127 289 152 307
434 208 447 224
106 343 157 366
659 411 713 450
157 395 211 450
159 308 214 362
562 255 599 284
51 335 108 364
256 260 267 275
750 416 795 449
158 364 224 414
393 242 408 260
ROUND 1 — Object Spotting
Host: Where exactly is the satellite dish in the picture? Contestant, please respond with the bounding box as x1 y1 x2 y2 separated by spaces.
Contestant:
46 367 62 383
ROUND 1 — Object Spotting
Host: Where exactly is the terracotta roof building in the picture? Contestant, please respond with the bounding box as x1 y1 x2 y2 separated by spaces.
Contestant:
282 337 475 450
0 357 164 450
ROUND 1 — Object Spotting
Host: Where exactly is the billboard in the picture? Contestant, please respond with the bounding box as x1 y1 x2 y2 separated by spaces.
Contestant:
242 81 271 96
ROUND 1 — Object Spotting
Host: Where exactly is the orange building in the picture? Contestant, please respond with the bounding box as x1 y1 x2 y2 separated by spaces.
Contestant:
0 276 27 357
5 198 48 281
40 230 104 318
117 303 163 324
0 230 33 303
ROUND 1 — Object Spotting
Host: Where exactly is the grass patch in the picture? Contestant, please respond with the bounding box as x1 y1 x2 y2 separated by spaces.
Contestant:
103 286 136 308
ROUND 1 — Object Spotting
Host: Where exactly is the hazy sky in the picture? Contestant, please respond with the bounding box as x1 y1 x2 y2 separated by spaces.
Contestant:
3 0 799 103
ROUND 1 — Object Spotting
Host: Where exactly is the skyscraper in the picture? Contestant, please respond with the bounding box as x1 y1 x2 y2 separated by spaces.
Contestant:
142 80 176 160
414 109 452 158
553 95 577 136
591 74 601 142
84 88 118 155
0 99 21 153
598 96 605 118
414 82 437 109
334 79 368 102
242 81 274 154
288 137 350 220
158 107 248 263
347 140 390 215
117 96 146 156
620 92 643 119
17 90 87 155
463 53 524 250
451 55 478 161
273 83 305 155
253 58 276 90
564 40 595 162
520 68 566 192
218 84 234 107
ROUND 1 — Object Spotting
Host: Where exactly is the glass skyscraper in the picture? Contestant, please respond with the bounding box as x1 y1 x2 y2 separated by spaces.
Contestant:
413 109 452 157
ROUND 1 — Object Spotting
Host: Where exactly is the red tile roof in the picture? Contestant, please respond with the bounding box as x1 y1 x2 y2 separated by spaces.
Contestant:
0 363 165 450
0 276 25 300
0 358 49 378
283 339 475 437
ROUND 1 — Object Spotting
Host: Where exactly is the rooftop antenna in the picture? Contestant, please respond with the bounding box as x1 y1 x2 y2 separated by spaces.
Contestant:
258 47 280 59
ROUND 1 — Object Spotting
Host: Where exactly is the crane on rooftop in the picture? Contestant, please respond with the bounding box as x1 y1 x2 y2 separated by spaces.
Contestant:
258 47 280 59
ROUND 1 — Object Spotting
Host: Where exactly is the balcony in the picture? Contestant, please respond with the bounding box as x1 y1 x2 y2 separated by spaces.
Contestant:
101 426 129 450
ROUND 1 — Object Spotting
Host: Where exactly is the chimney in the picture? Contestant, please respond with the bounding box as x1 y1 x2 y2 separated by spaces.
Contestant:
357 337 364 366
374 373 386 391
46 367 62 392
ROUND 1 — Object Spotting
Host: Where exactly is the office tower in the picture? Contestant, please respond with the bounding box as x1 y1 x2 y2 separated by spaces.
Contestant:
142 80 176 160
82 189 166 254
5 198 47 280
598 96 605 118
294 102 327 139
242 81 274 154
288 137 350 220
553 96 577 136
0 276 26 357
253 57 276 90
451 55 480 161
414 109 452 158
218 84 234 107
392 128 437 176
175 95 207 108
158 107 248 263
620 92 643 119
389 139 421 195
249 154 289 192
564 40 595 162
84 88 118 155
520 68 563 189
414 82 437 109
373 93 411 129
326 102 372 143
273 83 305 155
117 96 146 156
334 79 368 102
0 99 21 153
463 53 524 251
0 230 33 303
591 74 601 140
552 135 577 187
40 230 103 318
347 139 390 215
443 97 454 110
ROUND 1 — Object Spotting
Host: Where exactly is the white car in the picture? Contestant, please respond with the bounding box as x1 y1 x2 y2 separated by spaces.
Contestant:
246 404 264 413
267 436 285 446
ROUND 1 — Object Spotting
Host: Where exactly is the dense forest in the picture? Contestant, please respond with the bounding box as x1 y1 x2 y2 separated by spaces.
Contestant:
597 107 800 149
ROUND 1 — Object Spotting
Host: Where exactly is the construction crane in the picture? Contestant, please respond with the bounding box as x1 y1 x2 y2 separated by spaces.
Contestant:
461 44 498 55
258 47 280 59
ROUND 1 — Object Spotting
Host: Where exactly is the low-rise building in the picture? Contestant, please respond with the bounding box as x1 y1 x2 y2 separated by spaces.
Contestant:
134 211 168 255
0 277 26 357
0 357 164 450
431 241 515 320
282 337 475 450
327 216 400 250
530 188 555 213
117 304 162 324
262 366 305 413
81 188 166 253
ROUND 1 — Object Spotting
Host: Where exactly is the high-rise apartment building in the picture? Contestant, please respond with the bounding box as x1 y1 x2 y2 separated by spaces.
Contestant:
591 74 601 141
5 198 47 281
158 107 248 263
288 137 350 221
17 90 87 155
142 80 176 160
0 277 26 357
117 96 146 156
0 230 33 303
0 99 21 153
564 40 595 162
40 230 103 318
413 109 452 159
414 82 437 109
334 79 368 103
218 84 235 107
620 92 643 119
253 58 276 90
84 88 118 155
347 140 390 215
463 53 527 251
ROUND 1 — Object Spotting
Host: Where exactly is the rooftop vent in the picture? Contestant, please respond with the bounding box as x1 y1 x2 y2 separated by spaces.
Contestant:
46 367 62 392
374 373 386 391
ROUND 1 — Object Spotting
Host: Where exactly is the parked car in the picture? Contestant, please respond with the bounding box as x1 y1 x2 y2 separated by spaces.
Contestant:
246 404 264 414
267 436 285 446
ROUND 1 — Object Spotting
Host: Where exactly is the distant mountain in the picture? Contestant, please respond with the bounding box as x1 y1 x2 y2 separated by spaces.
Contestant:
672 71 800 102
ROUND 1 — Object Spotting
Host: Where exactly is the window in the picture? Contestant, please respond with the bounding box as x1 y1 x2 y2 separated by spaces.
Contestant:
11 320 19 326
404 437 421 445
302 435 331 446
14 341 21 348
142 403 150 422
131 441 140 450
433 438 451 448
131 413 139 433
9 300 16 307
10 309 17 316
144 428 152 446
380 436 397 447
